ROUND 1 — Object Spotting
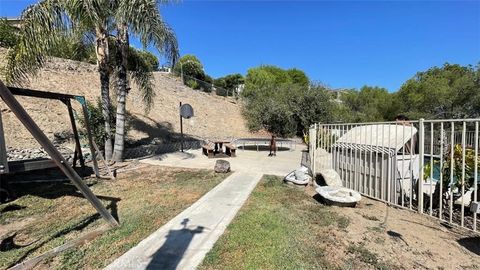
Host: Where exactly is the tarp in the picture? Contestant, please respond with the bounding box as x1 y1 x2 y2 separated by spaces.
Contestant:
331 124 417 154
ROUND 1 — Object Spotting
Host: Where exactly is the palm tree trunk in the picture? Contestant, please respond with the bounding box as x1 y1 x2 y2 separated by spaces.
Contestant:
112 23 129 162
96 29 113 161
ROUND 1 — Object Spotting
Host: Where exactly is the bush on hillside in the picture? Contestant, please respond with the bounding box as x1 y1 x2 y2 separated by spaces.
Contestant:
0 18 18 48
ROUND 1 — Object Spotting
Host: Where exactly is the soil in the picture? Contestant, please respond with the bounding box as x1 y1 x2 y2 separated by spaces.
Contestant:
305 185 480 269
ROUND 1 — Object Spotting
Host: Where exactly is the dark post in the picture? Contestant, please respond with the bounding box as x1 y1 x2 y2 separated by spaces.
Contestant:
65 99 85 169
0 80 118 227
80 101 100 178
0 108 8 174
180 102 184 152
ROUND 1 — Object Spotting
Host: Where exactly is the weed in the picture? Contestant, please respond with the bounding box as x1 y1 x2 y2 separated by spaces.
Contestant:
362 214 380 221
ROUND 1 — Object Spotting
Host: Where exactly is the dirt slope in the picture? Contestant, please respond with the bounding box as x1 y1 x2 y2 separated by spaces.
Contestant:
0 47 258 148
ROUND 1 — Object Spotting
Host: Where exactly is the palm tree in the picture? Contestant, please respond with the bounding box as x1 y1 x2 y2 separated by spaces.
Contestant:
5 0 178 162
5 0 116 160
111 0 178 162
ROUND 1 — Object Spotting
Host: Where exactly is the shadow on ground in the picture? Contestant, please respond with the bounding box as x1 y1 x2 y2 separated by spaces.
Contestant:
146 218 204 270
2 181 121 268
237 145 290 152
458 236 480 255
127 113 199 147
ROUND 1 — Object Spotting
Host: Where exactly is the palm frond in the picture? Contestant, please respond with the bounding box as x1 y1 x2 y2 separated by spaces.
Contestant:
5 0 69 84
127 49 155 113
116 0 179 64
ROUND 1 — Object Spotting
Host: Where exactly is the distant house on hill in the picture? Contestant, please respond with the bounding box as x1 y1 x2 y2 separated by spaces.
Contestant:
235 84 245 95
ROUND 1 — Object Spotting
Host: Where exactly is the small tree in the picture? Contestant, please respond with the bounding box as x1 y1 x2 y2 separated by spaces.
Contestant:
173 54 205 83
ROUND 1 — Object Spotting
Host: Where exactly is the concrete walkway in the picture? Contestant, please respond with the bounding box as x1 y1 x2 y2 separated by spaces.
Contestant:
105 171 263 270
106 145 305 270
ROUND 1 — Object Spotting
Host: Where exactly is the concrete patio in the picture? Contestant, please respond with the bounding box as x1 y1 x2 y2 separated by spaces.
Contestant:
139 144 306 176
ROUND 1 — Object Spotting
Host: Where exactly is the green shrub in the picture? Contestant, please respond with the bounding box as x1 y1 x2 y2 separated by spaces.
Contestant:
78 99 117 149
0 18 18 48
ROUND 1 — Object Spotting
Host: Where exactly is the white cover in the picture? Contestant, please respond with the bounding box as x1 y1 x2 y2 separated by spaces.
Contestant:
316 186 362 206
284 166 311 185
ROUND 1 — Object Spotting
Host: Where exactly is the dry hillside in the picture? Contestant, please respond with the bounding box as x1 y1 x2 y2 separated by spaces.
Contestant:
0 47 259 149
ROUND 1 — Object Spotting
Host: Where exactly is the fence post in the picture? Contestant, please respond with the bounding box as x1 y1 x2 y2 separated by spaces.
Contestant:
418 118 425 213
309 123 317 176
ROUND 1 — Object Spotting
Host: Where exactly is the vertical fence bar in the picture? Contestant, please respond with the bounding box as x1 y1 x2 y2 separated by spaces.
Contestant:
474 121 478 231
340 125 348 173
362 125 367 194
439 122 444 220
418 118 425 214
461 122 466 227
369 124 374 197
337 125 340 170
450 122 455 223
347 125 354 188
346 125 351 188
430 122 434 216
381 124 386 200
409 124 414 209
310 124 317 176
375 124 379 199
354 124 358 191
386 125 392 202
360 125 367 194
401 123 405 207
392 122 398 204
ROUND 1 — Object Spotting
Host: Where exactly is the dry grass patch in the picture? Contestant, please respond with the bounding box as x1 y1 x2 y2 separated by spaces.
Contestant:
0 165 229 269
200 176 480 270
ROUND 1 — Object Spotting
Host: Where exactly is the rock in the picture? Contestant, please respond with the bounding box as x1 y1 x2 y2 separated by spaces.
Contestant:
214 160 231 173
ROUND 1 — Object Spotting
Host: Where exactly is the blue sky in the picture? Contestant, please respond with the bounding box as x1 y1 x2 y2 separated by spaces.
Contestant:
1 0 479 91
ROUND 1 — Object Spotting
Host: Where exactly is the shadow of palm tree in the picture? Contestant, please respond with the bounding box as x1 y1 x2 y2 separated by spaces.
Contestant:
146 218 204 270
128 113 176 146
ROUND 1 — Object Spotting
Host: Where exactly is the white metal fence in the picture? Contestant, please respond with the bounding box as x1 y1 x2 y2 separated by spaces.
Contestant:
310 119 479 232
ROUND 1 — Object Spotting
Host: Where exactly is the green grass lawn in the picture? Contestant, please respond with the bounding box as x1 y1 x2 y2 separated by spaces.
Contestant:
0 166 229 269
199 175 351 270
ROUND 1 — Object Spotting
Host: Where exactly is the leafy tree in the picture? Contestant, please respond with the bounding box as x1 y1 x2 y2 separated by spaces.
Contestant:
214 73 244 96
242 65 331 137
339 86 399 122
286 68 309 87
291 83 335 134
396 63 480 119
134 49 159 71
173 54 205 82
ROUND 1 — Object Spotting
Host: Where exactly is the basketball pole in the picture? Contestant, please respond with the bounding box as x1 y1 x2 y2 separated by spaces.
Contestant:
180 102 184 152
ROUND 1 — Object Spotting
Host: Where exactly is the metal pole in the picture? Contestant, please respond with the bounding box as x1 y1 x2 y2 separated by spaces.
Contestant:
0 80 118 227
180 62 184 83
180 102 184 152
